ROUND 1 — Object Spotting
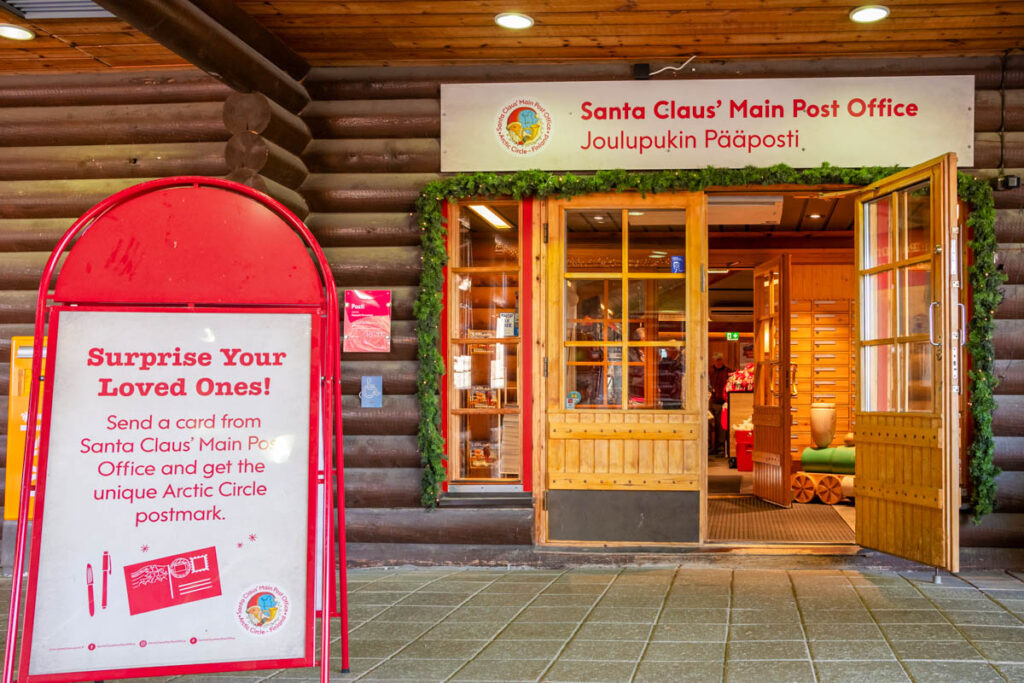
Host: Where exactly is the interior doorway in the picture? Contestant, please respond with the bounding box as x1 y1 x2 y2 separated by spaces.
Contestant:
705 192 858 544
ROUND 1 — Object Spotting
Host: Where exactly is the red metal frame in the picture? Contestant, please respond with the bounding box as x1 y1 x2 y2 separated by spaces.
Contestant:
3 177 348 683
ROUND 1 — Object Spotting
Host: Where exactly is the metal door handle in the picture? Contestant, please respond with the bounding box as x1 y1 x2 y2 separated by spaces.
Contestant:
958 302 967 347
928 301 940 347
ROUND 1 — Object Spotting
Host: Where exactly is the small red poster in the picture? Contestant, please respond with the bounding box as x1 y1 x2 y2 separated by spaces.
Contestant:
344 290 391 353
123 546 222 615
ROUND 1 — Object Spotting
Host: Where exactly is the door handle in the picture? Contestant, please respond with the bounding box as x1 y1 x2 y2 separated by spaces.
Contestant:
958 302 967 347
928 301 940 347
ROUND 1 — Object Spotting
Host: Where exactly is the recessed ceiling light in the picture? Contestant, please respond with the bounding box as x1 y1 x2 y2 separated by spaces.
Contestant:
495 12 534 29
628 211 645 216
468 204 512 229
808 213 823 219
0 24 35 40
849 5 889 23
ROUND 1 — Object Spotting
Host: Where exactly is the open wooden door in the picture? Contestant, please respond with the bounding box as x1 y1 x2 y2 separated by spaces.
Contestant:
752 256 792 507
854 154 961 572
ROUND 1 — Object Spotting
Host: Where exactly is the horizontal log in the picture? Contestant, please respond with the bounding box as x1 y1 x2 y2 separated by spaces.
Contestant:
340 321 417 362
302 173 440 213
996 245 1024 284
188 0 310 82
95 0 308 114
307 212 421 247
0 326 36 357
0 365 8 396
0 219 73 252
306 56 1007 98
344 507 533 545
0 252 61 289
0 396 8 432
340 395 419 435
1008 90 1024 133
303 100 439 139
345 542 537 567
0 291 40 324
971 134 1001 169
344 467 421 508
995 284 1024 319
225 171 309 220
994 360 1024 396
225 133 308 189
994 437 1024 471
996 209 1024 244
340 361 418 395
0 103 229 148
0 178 155 220
993 394 1024 437
959 512 1024 548
303 139 439 174
342 435 420 469
0 143 229 181
993 470 1024 513
338 286 417 320
975 91 1003 134
994 184 1024 210
323 245 422 286
222 92 312 157
0 70 232 107
993 319 1024 358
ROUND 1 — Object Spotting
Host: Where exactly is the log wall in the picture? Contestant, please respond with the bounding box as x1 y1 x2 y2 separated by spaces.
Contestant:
309 55 1024 563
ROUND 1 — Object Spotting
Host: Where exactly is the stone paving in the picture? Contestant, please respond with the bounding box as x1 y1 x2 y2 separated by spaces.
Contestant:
3 567 1024 682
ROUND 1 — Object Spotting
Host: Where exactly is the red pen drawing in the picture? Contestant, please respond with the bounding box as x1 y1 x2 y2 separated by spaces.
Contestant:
123 546 222 615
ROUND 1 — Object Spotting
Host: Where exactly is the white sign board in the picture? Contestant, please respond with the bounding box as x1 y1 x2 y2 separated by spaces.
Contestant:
441 76 974 171
27 310 313 676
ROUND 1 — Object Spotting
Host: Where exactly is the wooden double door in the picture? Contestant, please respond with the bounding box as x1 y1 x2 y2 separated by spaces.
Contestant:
538 156 962 570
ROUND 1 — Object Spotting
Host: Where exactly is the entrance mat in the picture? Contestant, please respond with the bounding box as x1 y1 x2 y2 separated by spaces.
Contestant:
708 496 855 544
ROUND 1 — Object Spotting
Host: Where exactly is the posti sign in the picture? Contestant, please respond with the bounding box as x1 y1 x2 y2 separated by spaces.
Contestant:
441 76 974 171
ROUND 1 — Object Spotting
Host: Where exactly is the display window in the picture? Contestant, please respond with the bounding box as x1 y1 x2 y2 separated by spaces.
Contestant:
445 201 527 487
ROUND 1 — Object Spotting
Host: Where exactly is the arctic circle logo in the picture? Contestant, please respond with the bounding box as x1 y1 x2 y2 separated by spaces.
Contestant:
496 98 551 156
236 585 289 635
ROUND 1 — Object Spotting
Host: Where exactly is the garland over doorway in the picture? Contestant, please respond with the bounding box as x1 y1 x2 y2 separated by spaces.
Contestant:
414 166 1003 522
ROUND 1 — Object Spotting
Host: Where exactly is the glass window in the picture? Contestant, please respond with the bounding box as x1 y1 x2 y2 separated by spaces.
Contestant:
864 198 893 268
563 206 687 410
861 344 896 412
449 202 524 483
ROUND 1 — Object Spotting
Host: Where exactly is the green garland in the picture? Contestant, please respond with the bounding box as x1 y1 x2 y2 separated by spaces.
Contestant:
415 165 1002 520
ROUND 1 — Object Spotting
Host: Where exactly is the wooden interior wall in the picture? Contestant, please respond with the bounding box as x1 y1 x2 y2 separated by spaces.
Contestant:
308 55 1024 563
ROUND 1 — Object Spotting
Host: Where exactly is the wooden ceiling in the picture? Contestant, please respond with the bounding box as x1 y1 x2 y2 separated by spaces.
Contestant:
0 0 1022 72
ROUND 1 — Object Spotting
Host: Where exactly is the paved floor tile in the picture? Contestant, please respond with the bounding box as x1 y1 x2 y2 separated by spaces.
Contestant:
973 639 1024 663
357 657 465 682
729 623 805 641
804 622 886 641
475 637 566 660
443 606 522 622
587 606 661 623
652 622 727 642
499 621 579 640
800 608 874 623
529 593 600 607
724 659 815 682
515 605 590 622
349 621 433 640
660 607 729 623
462 593 534 607
901 660 1005 683
634 660 723 682
813 660 911 682
943 609 1022 626
808 639 896 660
373 605 455 622
641 641 726 662
558 638 647 661
573 621 652 641
729 608 801 624
420 620 508 640
960 624 1024 642
996 663 1024 680
448 658 551 682
727 640 808 661
542 659 638 682
871 609 947 624
879 623 964 640
348 638 412 658
392 638 485 660
888 638 984 661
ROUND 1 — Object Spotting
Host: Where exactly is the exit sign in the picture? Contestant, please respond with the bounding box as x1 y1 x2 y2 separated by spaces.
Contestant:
726 332 740 341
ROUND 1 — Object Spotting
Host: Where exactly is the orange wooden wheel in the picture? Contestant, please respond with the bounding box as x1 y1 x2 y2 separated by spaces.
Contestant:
816 474 844 505
792 472 817 504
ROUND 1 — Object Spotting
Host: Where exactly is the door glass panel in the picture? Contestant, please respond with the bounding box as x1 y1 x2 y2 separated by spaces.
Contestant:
899 263 931 336
862 271 893 341
903 342 934 412
861 344 896 411
451 342 519 408
864 197 893 268
566 362 621 409
455 413 521 480
627 209 686 273
627 345 685 409
627 279 686 341
458 204 520 267
565 279 622 342
902 181 931 260
566 209 621 272
454 272 519 339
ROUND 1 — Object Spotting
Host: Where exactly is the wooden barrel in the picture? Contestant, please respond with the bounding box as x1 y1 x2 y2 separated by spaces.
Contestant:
816 473 844 505
792 472 817 504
